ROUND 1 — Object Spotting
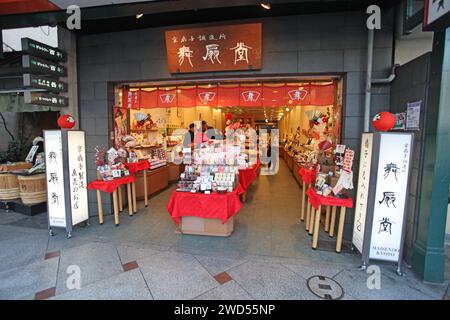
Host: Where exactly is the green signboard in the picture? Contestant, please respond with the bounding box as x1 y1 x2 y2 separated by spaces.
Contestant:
21 38 66 62
24 91 68 107
22 55 67 77
23 74 67 93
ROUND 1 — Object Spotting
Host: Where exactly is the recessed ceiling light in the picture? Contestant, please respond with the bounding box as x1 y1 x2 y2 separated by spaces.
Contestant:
136 13 143 19
261 3 271 10
286 107 290 112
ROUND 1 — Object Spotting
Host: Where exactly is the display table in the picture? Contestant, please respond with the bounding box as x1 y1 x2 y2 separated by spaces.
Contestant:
166 189 243 237
306 187 354 253
87 175 136 226
298 167 317 226
238 160 260 202
126 160 150 209
134 165 169 200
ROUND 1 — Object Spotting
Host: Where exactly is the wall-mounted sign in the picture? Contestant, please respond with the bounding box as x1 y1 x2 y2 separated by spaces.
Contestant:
392 112 406 130
352 133 373 253
406 100 421 130
44 130 89 237
67 131 89 226
23 73 67 93
369 133 413 262
424 0 450 31
44 130 67 228
165 23 262 73
24 91 68 107
22 55 67 77
21 37 66 62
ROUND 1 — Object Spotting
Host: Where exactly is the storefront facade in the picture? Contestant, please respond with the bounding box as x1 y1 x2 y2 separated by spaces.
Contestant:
78 9 396 242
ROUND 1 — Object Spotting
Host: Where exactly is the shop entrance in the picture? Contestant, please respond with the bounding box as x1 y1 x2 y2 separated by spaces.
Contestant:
108 76 344 257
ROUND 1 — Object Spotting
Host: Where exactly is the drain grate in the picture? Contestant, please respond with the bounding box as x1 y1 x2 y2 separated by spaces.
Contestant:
307 275 344 300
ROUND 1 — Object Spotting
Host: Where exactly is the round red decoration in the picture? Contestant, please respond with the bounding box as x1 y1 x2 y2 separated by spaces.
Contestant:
57 114 76 129
372 112 395 132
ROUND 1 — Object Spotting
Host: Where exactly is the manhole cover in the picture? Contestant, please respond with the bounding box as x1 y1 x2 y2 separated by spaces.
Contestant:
307 275 344 300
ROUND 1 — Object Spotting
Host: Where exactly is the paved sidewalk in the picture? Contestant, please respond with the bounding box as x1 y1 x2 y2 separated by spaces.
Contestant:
0 161 448 300
0 213 448 300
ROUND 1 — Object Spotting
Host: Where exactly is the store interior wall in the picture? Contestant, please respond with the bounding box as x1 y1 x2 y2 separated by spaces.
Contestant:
389 52 431 264
77 9 396 238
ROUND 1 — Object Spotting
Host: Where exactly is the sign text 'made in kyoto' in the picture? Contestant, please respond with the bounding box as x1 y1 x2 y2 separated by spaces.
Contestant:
165 23 262 73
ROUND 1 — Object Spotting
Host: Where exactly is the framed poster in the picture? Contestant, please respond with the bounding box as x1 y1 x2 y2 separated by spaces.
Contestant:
406 101 421 130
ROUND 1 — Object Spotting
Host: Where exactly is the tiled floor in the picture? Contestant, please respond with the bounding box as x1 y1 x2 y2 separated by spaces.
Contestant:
0 160 448 300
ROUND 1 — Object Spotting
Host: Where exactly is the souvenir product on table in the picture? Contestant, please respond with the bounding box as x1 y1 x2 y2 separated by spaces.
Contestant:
176 140 246 194
313 145 355 198
95 146 130 181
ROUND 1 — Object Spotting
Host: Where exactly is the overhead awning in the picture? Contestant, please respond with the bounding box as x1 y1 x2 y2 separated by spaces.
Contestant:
0 93 61 112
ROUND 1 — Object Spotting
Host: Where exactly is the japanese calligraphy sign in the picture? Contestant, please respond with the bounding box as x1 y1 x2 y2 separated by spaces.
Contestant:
165 23 262 73
424 0 450 31
369 133 413 262
67 131 89 226
44 130 89 230
352 133 373 253
44 131 67 227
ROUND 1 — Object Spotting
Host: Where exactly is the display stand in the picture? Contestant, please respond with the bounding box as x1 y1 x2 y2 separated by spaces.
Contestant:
125 160 150 209
299 167 317 225
44 130 89 238
87 175 135 226
306 187 354 252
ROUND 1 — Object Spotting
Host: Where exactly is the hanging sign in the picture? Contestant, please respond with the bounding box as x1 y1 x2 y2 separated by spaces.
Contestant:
21 37 66 62
352 133 374 253
44 130 67 228
22 55 67 77
165 23 262 73
24 91 68 107
424 0 450 31
23 74 67 93
369 133 413 261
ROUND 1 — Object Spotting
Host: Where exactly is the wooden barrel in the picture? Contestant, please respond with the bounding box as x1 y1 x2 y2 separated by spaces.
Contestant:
18 174 47 204
0 174 20 200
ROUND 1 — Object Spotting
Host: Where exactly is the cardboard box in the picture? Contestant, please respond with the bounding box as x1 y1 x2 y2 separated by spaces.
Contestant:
181 216 235 237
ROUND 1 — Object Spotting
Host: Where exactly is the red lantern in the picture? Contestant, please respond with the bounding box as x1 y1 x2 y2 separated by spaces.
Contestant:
372 112 395 132
57 114 76 129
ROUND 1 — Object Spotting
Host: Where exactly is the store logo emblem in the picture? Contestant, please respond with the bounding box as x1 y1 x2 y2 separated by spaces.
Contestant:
159 93 176 104
198 91 216 103
241 91 261 102
288 89 308 101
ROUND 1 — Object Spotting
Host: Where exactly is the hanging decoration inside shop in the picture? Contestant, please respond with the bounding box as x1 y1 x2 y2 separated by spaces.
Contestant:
165 23 262 73
372 112 396 132
122 82 335 109
57 114 76 129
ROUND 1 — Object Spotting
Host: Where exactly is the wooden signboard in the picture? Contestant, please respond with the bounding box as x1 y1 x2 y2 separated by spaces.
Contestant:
165 23 262 73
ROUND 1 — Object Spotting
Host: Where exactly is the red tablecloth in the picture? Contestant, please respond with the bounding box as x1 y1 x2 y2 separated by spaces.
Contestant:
125 160 150 175
306 187 354 210
87 175 136 193
166 189 243 224
299 167 317 185
238 161 260 191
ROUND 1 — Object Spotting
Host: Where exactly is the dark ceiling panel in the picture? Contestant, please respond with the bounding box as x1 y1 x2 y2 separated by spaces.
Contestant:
0 0 402 34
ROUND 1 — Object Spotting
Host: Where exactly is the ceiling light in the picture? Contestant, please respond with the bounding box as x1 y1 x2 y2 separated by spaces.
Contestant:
286 107 290 112
265 119 269 123
136 13 143 19
261 3 271 10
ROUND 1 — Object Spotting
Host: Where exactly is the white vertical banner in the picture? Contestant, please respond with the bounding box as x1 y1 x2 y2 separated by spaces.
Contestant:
44 131 67 228
369 134 413 262
352 133 373 253
67 131 89 226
